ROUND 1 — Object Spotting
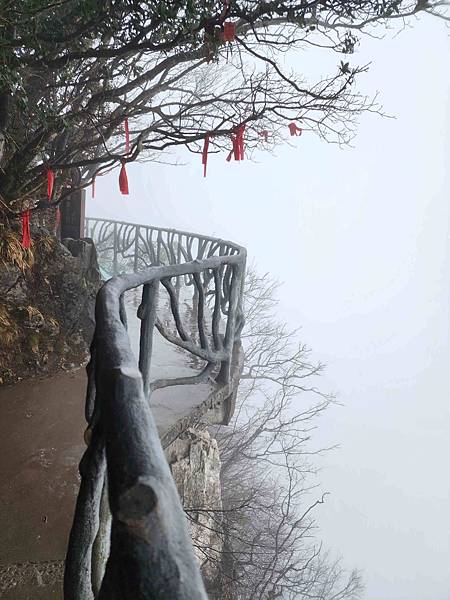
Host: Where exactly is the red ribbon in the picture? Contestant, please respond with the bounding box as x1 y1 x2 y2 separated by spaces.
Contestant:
21 211 31 249
202 134 210 178
55 206 61 230
288 122 302 136
226 124 245 162
92 164 118 198
124 118 130 153
259 130 269 142
119 162 129 195
236 124 245 160
223 21 236 42
47 168 55 201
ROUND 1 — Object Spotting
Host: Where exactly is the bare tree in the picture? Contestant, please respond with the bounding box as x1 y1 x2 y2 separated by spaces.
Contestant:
221 268 334 473
184 268 361 599
0 1 447 221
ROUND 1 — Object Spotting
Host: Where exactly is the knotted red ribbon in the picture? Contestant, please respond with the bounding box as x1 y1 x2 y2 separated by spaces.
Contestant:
91 176 96 198
119 162 129 195
226 124 245 162
202 134 210 178
223 21 236 42
259 130 269 142
288 122 302 136
124 118 130 154
47 168 55 201
21 210 31 249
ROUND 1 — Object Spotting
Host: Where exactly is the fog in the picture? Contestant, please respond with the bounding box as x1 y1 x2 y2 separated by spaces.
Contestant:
88 15 450 600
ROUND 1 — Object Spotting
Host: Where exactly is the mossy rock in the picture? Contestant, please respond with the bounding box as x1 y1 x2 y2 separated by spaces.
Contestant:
0 227 101 385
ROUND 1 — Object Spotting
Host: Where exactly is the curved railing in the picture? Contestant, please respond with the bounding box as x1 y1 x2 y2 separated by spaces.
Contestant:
64 218 246 599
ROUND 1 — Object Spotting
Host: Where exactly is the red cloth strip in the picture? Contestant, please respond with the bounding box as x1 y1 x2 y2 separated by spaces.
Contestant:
119 162 129 195
202 134 210 178
288 122 302 136
233 133 240 160
223 21 236 42
236 124 245 159
227 124 245 162
125 118 130 153
47 168 55 201
21 211 31 249
91 164 119 198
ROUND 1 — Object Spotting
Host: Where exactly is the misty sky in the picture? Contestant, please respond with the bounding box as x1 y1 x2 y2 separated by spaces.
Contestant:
88 14 450 600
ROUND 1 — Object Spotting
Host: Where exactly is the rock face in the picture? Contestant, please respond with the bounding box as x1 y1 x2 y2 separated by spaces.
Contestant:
0 228 100 385
166 428 223 590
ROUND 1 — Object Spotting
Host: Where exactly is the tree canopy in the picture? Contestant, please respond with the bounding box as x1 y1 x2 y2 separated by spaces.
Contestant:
0 0 447 218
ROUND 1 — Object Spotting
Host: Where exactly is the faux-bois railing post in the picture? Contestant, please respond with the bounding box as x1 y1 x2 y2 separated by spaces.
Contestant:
65 219 246 599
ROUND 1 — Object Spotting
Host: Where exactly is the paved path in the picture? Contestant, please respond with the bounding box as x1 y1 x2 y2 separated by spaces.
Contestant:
0 297 216 599
0 370 85 599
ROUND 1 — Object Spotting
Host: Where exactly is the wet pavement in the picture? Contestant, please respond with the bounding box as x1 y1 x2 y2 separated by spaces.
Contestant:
0 321 215 598
0 369 85 599
0 361 215 599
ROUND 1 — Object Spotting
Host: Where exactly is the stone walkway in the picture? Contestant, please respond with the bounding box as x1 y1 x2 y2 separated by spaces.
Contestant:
0 320 216 599
0 369 85 599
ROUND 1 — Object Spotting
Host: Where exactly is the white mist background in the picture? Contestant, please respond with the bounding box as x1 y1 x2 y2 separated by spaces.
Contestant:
88 15 450 600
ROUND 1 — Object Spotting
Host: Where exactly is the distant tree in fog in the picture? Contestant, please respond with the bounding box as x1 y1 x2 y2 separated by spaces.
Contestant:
187 268 363 599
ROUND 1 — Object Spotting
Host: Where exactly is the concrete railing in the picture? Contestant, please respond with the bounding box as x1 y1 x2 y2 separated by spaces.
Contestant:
64 218 246 600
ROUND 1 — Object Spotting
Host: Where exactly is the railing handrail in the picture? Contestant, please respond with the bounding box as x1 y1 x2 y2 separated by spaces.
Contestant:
102 253 245 294
84 216 247 258
65 219 247 599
